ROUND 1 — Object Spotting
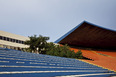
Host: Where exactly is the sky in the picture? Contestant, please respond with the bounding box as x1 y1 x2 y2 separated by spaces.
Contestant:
0 0 116 42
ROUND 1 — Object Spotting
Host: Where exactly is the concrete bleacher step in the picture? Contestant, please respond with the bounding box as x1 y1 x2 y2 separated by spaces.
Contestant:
0 49 115 77
56 73 116 77
0 71 115 77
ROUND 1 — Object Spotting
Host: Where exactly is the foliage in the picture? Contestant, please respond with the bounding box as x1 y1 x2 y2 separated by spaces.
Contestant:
23 48 32 53
24 35 49 53
24 35 83 59
46 43 83 59
75 50 83 59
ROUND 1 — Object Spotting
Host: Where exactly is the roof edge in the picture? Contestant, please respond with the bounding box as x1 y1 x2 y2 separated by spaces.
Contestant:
84 21 116 32
54 21 85 43
54 21 116 43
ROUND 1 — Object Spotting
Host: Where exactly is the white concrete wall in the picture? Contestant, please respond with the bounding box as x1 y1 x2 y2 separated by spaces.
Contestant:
0 30 29 49
0 40 29 48
0 30 29 41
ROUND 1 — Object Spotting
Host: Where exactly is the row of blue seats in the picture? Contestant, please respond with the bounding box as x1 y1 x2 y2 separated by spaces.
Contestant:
0 48 115 77
0 58 101 69
0 50 95 64
0 49 111 68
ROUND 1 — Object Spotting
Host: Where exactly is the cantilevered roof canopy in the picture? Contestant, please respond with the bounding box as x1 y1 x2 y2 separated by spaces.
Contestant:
55 21 116 49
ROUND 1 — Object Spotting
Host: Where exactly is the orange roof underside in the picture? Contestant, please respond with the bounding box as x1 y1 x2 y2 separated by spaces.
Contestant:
70 47 116 71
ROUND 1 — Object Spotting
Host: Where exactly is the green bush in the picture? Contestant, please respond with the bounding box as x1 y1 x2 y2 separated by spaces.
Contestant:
75 50 83 59
46 43 83 59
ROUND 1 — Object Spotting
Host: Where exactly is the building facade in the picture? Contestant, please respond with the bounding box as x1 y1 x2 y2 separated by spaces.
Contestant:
0 30 29 50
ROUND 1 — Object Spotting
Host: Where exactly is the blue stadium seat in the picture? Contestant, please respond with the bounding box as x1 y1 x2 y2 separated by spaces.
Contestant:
0 48 115 77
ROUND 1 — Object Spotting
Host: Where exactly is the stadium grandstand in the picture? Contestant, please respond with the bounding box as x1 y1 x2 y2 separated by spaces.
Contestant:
0 21 116 77
0 30 29 50
0 48 116 77
55 21 116 72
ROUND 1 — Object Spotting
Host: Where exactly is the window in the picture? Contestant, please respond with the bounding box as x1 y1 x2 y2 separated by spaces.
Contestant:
22 41 24 44
0 35 25 45
16 40 18 43
10 39 13 42
0 36 2 39
7 38 10 41
3 37 6 40
19 40 22 44
12 39 15 42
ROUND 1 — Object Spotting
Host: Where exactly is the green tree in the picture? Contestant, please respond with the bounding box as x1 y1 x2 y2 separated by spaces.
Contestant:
46 44 83 59
24 35 83 59
75 50 83 59
25 35 49 53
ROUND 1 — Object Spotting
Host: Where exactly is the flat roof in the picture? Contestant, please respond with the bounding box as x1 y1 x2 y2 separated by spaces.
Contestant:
0 30 29 41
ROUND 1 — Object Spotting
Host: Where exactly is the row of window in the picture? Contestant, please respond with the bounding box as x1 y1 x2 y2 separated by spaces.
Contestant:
0 44 24 51
0 36 24 44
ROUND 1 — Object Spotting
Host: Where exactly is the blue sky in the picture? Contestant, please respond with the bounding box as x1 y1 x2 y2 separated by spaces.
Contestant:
0 0 116 42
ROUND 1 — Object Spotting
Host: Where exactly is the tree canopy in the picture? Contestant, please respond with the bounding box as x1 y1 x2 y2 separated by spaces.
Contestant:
24 35 83 59
46 43 83 59
25 35 49 53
